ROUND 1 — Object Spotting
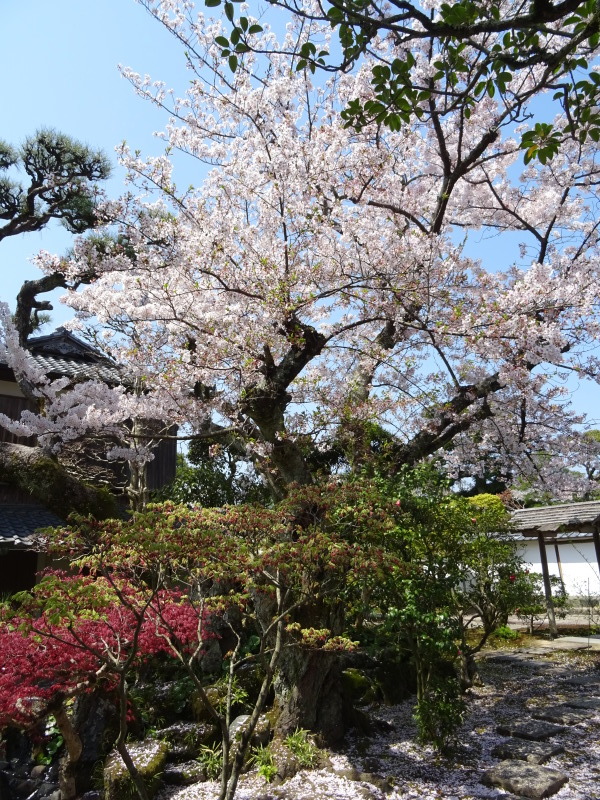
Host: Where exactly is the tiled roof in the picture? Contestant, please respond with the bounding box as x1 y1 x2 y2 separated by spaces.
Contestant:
0 504 64 548
26 351 123 383
0 327 123 385
511 501 600 535
28 327 123 383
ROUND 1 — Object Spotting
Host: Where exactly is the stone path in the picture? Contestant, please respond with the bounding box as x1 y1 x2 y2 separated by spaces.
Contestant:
529 636 600 652
481 644 600 798
156 644 600 800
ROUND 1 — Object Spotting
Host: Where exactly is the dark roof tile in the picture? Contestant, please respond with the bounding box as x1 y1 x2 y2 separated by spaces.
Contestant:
0 327 123 385
28 352 122 383
0 504 64 549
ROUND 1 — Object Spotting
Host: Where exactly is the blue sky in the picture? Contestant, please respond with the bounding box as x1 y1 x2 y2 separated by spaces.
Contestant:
1 0 184 313
1 0 598 424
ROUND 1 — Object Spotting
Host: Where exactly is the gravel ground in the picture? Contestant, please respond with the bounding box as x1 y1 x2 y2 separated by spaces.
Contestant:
156 650 600 800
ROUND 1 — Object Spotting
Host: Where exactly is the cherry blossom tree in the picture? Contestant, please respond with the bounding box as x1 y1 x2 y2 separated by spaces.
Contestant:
203 0 600 161
2 0 600 499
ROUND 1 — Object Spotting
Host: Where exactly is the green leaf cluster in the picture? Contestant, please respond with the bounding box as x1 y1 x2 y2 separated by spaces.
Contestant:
205 0 263 72
206 0 600 163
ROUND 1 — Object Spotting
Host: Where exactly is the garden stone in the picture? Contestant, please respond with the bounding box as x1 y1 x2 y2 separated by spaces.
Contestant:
269 773 381 799
0 772 10 800
230 714 251 740
563 675 600 688
481 761 568 798
532 705 591 725
37 781 58 796
103 739 169 800
14 778 35 796
151 721 219 759
496 720 566 741
516 648 555 656
253 715 273 746
229 714 271 746
564 697 600 710
29 765 45 780
71 692 119 794
532 640 590 651
162 760 206 785
191 685 227 722
199 638 223 674
269 740 301 784
168 745 199 763
491 740 564 764
341 668 378 705
333 767 395 794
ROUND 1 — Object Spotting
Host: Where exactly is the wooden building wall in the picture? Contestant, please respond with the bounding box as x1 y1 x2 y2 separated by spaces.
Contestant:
0 393 37 446
146 430 178 491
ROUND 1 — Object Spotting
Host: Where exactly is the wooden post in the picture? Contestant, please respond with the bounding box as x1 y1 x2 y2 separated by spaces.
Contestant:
593 526 600 582
554 542 566 594
538 533 558 638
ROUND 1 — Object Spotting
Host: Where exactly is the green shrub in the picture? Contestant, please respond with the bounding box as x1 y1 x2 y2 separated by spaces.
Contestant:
196 743 222 780
34 716 64 765
250 744 278 782
493 625 519 641
413 677 466 751
284 729 319 767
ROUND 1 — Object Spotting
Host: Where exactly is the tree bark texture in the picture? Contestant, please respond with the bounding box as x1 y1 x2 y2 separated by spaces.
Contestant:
53 703 83 800
274 647 345 745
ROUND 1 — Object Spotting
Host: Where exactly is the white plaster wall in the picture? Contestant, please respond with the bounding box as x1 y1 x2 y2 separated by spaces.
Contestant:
519 540 600 599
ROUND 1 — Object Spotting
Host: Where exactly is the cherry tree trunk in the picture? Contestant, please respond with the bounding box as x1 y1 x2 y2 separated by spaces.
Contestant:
274 647 346 745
